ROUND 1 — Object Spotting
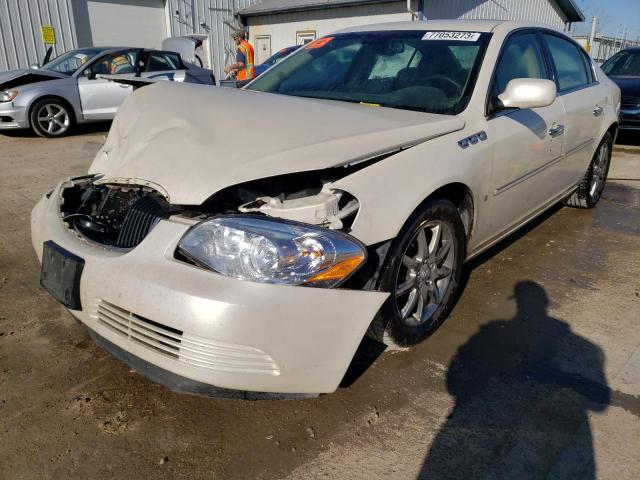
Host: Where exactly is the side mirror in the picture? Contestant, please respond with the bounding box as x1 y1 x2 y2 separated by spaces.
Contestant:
83 68 96 80
497 78 557 110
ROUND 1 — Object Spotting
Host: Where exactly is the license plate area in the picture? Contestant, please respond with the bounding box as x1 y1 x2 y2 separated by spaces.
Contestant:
40 241 84 310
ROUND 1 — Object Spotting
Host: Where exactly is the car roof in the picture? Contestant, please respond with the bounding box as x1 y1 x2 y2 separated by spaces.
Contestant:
334 19 555 34
76 47 127 53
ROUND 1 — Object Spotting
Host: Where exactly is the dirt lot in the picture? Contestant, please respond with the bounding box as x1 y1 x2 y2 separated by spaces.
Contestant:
1 127 639 479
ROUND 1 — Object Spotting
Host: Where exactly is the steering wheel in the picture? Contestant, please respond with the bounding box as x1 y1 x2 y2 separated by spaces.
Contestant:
423 75 462 96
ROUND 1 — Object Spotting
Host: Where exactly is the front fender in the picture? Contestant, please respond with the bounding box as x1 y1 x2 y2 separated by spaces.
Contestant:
332 128 493 251
18 78 83 123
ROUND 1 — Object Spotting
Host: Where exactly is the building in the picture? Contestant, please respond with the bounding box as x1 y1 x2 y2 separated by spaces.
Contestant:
573 34 640 64
239 0 584 64
0 0 259 81
0 0 583 80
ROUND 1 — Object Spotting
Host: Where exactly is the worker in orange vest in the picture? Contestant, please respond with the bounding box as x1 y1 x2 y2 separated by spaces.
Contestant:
224 31 256 82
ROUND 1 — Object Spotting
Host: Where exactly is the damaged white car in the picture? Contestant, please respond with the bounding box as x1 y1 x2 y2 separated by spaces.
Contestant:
31 20 620 398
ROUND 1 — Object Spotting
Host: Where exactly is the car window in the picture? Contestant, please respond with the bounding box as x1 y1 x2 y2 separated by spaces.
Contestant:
493 33 547 96
249 31 491 115
368 45 420 79
89 50 138 76
263 47 299 66
601 50 640 76
277 42 361 92
543 34 590 91
41 49 99 75
147 52 184 72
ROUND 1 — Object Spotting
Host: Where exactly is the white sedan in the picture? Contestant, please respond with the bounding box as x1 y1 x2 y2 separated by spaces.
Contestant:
31 20 620 398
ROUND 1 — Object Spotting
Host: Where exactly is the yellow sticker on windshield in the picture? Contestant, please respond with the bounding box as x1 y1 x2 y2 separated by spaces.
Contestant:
422 31 481 41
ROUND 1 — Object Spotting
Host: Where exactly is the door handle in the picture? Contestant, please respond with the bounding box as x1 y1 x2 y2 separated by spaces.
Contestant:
548 124 565 138
118 83 130 88
593 106 604 117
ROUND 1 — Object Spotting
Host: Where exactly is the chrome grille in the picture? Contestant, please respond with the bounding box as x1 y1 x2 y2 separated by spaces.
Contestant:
92 300 280 376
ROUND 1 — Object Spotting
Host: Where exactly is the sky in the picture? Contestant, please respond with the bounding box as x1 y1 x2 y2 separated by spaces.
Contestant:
573 0 640 40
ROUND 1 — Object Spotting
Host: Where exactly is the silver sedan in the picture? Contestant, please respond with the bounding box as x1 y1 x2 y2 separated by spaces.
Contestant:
0 44 215 138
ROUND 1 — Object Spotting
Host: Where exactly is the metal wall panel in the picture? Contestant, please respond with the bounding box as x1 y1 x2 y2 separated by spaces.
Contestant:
166 0 260 82
426 0 566 30
0 0 78 71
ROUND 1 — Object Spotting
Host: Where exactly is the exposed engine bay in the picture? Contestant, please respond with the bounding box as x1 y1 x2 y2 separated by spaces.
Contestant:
60 177 173 248
59 171 361 249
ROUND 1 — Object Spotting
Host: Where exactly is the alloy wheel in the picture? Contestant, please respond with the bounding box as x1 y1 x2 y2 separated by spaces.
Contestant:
36 103 70 136
394 220 455 327
589 141 610 201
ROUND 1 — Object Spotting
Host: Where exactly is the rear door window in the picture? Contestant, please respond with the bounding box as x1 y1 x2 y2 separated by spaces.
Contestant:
543 34 590 91
146 52 184 72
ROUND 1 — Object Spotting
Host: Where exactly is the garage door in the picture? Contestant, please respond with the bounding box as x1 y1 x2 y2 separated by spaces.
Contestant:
75 0 167 49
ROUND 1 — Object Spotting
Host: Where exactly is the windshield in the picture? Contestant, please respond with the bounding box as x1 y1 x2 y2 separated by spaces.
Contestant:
41 49 100 75
602 50 640 77
248 31 490 114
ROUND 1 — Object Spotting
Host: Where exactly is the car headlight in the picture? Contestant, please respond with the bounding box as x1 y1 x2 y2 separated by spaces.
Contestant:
178 216 366 287
0 90 18 103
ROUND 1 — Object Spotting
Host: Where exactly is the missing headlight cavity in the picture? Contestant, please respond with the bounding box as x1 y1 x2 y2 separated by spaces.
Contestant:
238 186 358 230
196 167 367 231
60 177 174 248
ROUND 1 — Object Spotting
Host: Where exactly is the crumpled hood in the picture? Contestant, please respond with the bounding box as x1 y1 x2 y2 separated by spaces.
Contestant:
90 82 465 205
0 68 66 89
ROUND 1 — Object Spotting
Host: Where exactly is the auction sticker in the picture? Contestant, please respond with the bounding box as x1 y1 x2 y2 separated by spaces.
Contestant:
422 31 481 41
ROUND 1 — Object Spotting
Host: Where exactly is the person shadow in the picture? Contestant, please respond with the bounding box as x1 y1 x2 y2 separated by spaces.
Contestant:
419 281 611 480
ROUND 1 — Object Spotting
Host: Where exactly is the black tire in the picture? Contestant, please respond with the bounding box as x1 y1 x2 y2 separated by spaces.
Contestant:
368 199 466 347
564 132 613 209
29 98 74 138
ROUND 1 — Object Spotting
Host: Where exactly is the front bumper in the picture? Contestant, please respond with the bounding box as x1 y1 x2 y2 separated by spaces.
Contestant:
620 107 640 131
0 101 29 129
31 182 388 395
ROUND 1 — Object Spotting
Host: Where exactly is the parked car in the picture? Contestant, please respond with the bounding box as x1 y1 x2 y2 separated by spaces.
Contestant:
601 47 640 132
0 41 214 138
31 20 619 398
254 45 300 76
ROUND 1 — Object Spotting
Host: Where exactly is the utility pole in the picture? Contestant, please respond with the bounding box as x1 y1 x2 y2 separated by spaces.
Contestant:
588 16 597 53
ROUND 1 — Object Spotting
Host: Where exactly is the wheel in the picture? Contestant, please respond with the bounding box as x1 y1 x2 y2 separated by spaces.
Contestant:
369 199 466 347
564 132 613 208
29 98 73 138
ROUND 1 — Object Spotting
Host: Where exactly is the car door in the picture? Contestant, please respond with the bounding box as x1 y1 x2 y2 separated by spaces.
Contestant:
77 49 140 120
541 32 605 190
484 30 566 234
